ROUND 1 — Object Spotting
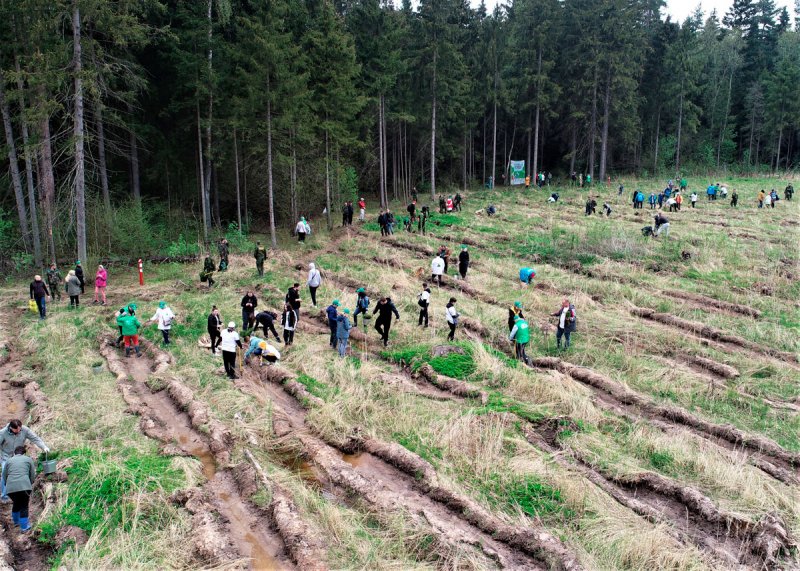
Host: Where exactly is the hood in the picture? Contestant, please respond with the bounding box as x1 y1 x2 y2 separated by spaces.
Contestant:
309 263 316 270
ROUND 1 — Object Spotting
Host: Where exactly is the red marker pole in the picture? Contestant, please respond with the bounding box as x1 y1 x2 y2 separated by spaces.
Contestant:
138 259 144 286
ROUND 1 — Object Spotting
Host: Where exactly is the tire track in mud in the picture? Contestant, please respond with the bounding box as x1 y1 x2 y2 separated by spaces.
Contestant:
99 336 298 570
238 364 580 570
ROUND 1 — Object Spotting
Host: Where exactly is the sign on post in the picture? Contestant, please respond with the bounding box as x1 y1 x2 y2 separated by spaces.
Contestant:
510 161 526 185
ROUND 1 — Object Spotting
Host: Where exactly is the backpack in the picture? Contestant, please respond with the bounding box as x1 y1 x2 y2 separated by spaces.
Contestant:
636 192 644 202
358 296 370 310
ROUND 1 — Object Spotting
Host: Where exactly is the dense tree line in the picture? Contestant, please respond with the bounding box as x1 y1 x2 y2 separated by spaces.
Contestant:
0 0 798 262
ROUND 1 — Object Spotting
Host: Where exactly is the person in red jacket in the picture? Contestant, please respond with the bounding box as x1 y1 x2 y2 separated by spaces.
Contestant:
358 198 366 222
93 265 107 305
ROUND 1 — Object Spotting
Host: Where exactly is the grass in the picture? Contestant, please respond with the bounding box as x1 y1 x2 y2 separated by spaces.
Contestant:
382 343 477 379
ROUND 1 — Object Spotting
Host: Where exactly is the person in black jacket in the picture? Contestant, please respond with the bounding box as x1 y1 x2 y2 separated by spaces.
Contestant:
377 210 387 236
29 275 49 320
207 306 222 355
240 291 258 330
74 261 85 294
285 283 301 318
458 245 470 279
372 297 400 347
281 301 298 345
254 310 281 343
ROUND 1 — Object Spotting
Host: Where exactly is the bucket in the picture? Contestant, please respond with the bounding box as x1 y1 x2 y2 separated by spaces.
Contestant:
41 453 57 475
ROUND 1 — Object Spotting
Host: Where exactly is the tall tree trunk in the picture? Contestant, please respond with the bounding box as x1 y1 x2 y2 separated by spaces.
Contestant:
196 101 208 243
381 94 388 205
378 97 386 208
14 58 41 267
675 85 684 172
588 64 598 178
128 104 140 201
569 124 577 174
290 132 298 224
72 2 87 263
748 102 756 166
234 127 241 230
38 89 57 264
96 101 110 209
526 112 531 178
716 70 733 169
267 90 277 248
213 163 220 227
462 118 467 191
0 78 31 253
204 0 214 236
430 48 437 200
491 70 497 188
653 107 660 173
325 128 332 229
774 128 783 173
393 125 398 201
482 112 486 185
532 45 542 179
599 69 612 182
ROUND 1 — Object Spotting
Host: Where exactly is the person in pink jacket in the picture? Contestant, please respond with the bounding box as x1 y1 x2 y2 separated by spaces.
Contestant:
93 265 107 305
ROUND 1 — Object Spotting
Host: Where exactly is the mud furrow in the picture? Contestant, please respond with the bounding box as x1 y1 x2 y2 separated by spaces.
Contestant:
99 337 297 570
415 362 488 402
670 291 762 318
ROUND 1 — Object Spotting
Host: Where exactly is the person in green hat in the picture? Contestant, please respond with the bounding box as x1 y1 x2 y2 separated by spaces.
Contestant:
353 288 369 326
458 245 470 280
325 300 341 349
295 217 311 242
117 304 142 357
336 309 352 357
253 241 267 277
150 301 176 345
509 315 531 365
508 301 524 332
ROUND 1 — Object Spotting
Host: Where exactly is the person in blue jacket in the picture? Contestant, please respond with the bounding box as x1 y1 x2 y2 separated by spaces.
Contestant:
519 267 536 285
336 309 352 357
325 300 340 349
648 193 657 209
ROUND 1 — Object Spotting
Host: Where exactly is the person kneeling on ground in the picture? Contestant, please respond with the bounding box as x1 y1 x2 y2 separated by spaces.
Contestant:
2 446 36 531
519 267 536 286
509 315 531 365
551 299 576 349
654 213 670 237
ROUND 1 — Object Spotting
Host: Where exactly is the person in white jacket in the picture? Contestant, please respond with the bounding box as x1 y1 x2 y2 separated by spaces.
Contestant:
431 255 445 286
307 263 322 307
445 297 458 341
295 217 311 242
150 301 176 345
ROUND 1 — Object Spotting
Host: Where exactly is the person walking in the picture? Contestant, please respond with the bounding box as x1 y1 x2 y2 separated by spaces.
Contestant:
378 210 387 236
509 315 531 365
46 264 62 302
690 192 698 208
295 217 311 242
117 305 142 357
307 263 321 307
254 310 282 344
93 265 107 305
115 306 128 347
445 298 459 341
372 297 400 347
75 260 85 294
431 254 445 287
769 189 778 208
2 447 35 531
353 288 370 326
552 299 576 349
418 283 431 327
65 270 82 308
519 267 536 286
253 242 267 276
0 419 48 504
285 283 301 318
764 191 772 208
603 203 612 217
458 245 470 279
201 256 216 287
241 290 258 330
150 301 176 345
207 306 223 356
407 200 417 223
29 275 49 320
218 239 230 270
325 301 340 348
220 322 242 379
508 301 524 332
385 210 395 234
336 309 352 357
281 301 298 346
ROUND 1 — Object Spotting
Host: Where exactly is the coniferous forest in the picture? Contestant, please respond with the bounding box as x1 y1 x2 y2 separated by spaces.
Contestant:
0 0 798 264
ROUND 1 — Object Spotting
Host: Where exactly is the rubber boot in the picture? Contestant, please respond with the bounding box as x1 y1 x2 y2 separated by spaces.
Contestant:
11 512 20 527
19 517 30 532
125 347 130 358
135 346 142 358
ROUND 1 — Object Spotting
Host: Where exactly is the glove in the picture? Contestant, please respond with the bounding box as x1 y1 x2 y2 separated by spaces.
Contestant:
42 446 50 453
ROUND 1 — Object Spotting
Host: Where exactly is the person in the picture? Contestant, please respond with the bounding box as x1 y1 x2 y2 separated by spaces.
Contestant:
244 334 266 364
115 306 128 347
2 446 35 531
431 254 445 287
706 184 715 201
285 283 301 318
219 322 242 379
445 297 458 341
578 173 583 188
65 270 82 308
150 301 176 345
551 299 576 349
509 315 530 365
254 242 267 277
603 203 612 217
618 183 624 196
258 341 281 365
654 213 670 237
634 191 644 209
372 297 400 347
241 290 258 330
93 265 107 305
295 217 311 242
207 306 222 355
418 283 431 327
358 197 366 222
458 245 470 279
201 256 216 287
585 173 592 186
0 420 47 505
719 185 728 198
487 203 498 213
46 264 62 302
675 192 683 211
439 196 446 214
525 175 531 189
281 302 298 346
680 178 687 191
75 260 85 294
571 172 577 186
385 209 395 234
730 190 738 208
657 191 664 209
325 301 340 348
666 195 677 212
585 197 597 216
346 201 354 224
337 309 352 357
418 205 429 234
117 305 142 357
341 202 349 226
353 287 370 326
508 300 524 332
785 184 794 201
407 200 417 223
548 193 558 203
769 189 778 208
546 172 552 186
218 239 230 269
519 267 536 286
254 311 282 343
764 191 772 208
378 210 387 236
690 192 698 208
307 263 321 307
757 190 765 208
29 275 49 320
438 245 450 275
445 196 454 212
454 193 462 211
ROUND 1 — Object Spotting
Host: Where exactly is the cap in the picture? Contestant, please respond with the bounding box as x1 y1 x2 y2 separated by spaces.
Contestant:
228 321 236 328
356 287 365 293
461 244 467 249
332 300 340 306
343 308 350 314
158 301 166 309
514 301 522 308
75 260 81 264
128 303 137 310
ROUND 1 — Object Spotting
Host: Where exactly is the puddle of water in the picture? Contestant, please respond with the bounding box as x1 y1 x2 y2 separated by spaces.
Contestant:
275 453 324 491
177 434 217 480
340 452 367 468
7 401 18 413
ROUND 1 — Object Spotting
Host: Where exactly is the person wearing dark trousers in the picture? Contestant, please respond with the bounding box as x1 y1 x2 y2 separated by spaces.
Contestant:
417 284 431 327
74 261 85 294
285 283 301 319
458 245 470 279
445 298 458 341
2 447 35 531
281 302 298 345
372 297 400 347
207 306 223 355
307 263 321 308
551 299 577 350
353 288 370 326
325 300 340 348
29 275 49 320
254 311 282 343
241 291 258 330
219 322 242 379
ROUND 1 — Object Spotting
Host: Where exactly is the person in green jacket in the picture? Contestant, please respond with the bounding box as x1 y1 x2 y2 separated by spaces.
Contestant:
2 446 36 531
117 305 142 358
46 264 62 302
201 256 216 287
509 315 531 365
253 242 267 277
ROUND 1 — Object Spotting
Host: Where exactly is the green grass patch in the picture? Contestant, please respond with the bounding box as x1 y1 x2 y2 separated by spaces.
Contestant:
382 343 476 379
476 473 574 522
392 432 444 465
295 373 338 401
649 450 675 470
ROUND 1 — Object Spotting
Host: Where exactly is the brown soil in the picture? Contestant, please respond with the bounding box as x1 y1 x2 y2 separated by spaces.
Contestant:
415 362 488 403
671 291 762 318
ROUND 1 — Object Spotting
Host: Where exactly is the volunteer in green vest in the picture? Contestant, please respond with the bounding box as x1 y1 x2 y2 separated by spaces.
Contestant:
509 315 531 365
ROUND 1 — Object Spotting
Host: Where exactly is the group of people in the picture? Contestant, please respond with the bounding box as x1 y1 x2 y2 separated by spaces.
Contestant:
506 299 577 364
430 245 470 285
113 301 177 357
757 189 783 209
1 419 50 533
341 198 367 226
28 261 108 319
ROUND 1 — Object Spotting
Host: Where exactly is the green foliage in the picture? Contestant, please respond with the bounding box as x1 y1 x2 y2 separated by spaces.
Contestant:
382 343 476 379
649 450 675 470
295 374 338 401
476 473 574 522
392 432 443 465
340 166 359 203
164 235 200 257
